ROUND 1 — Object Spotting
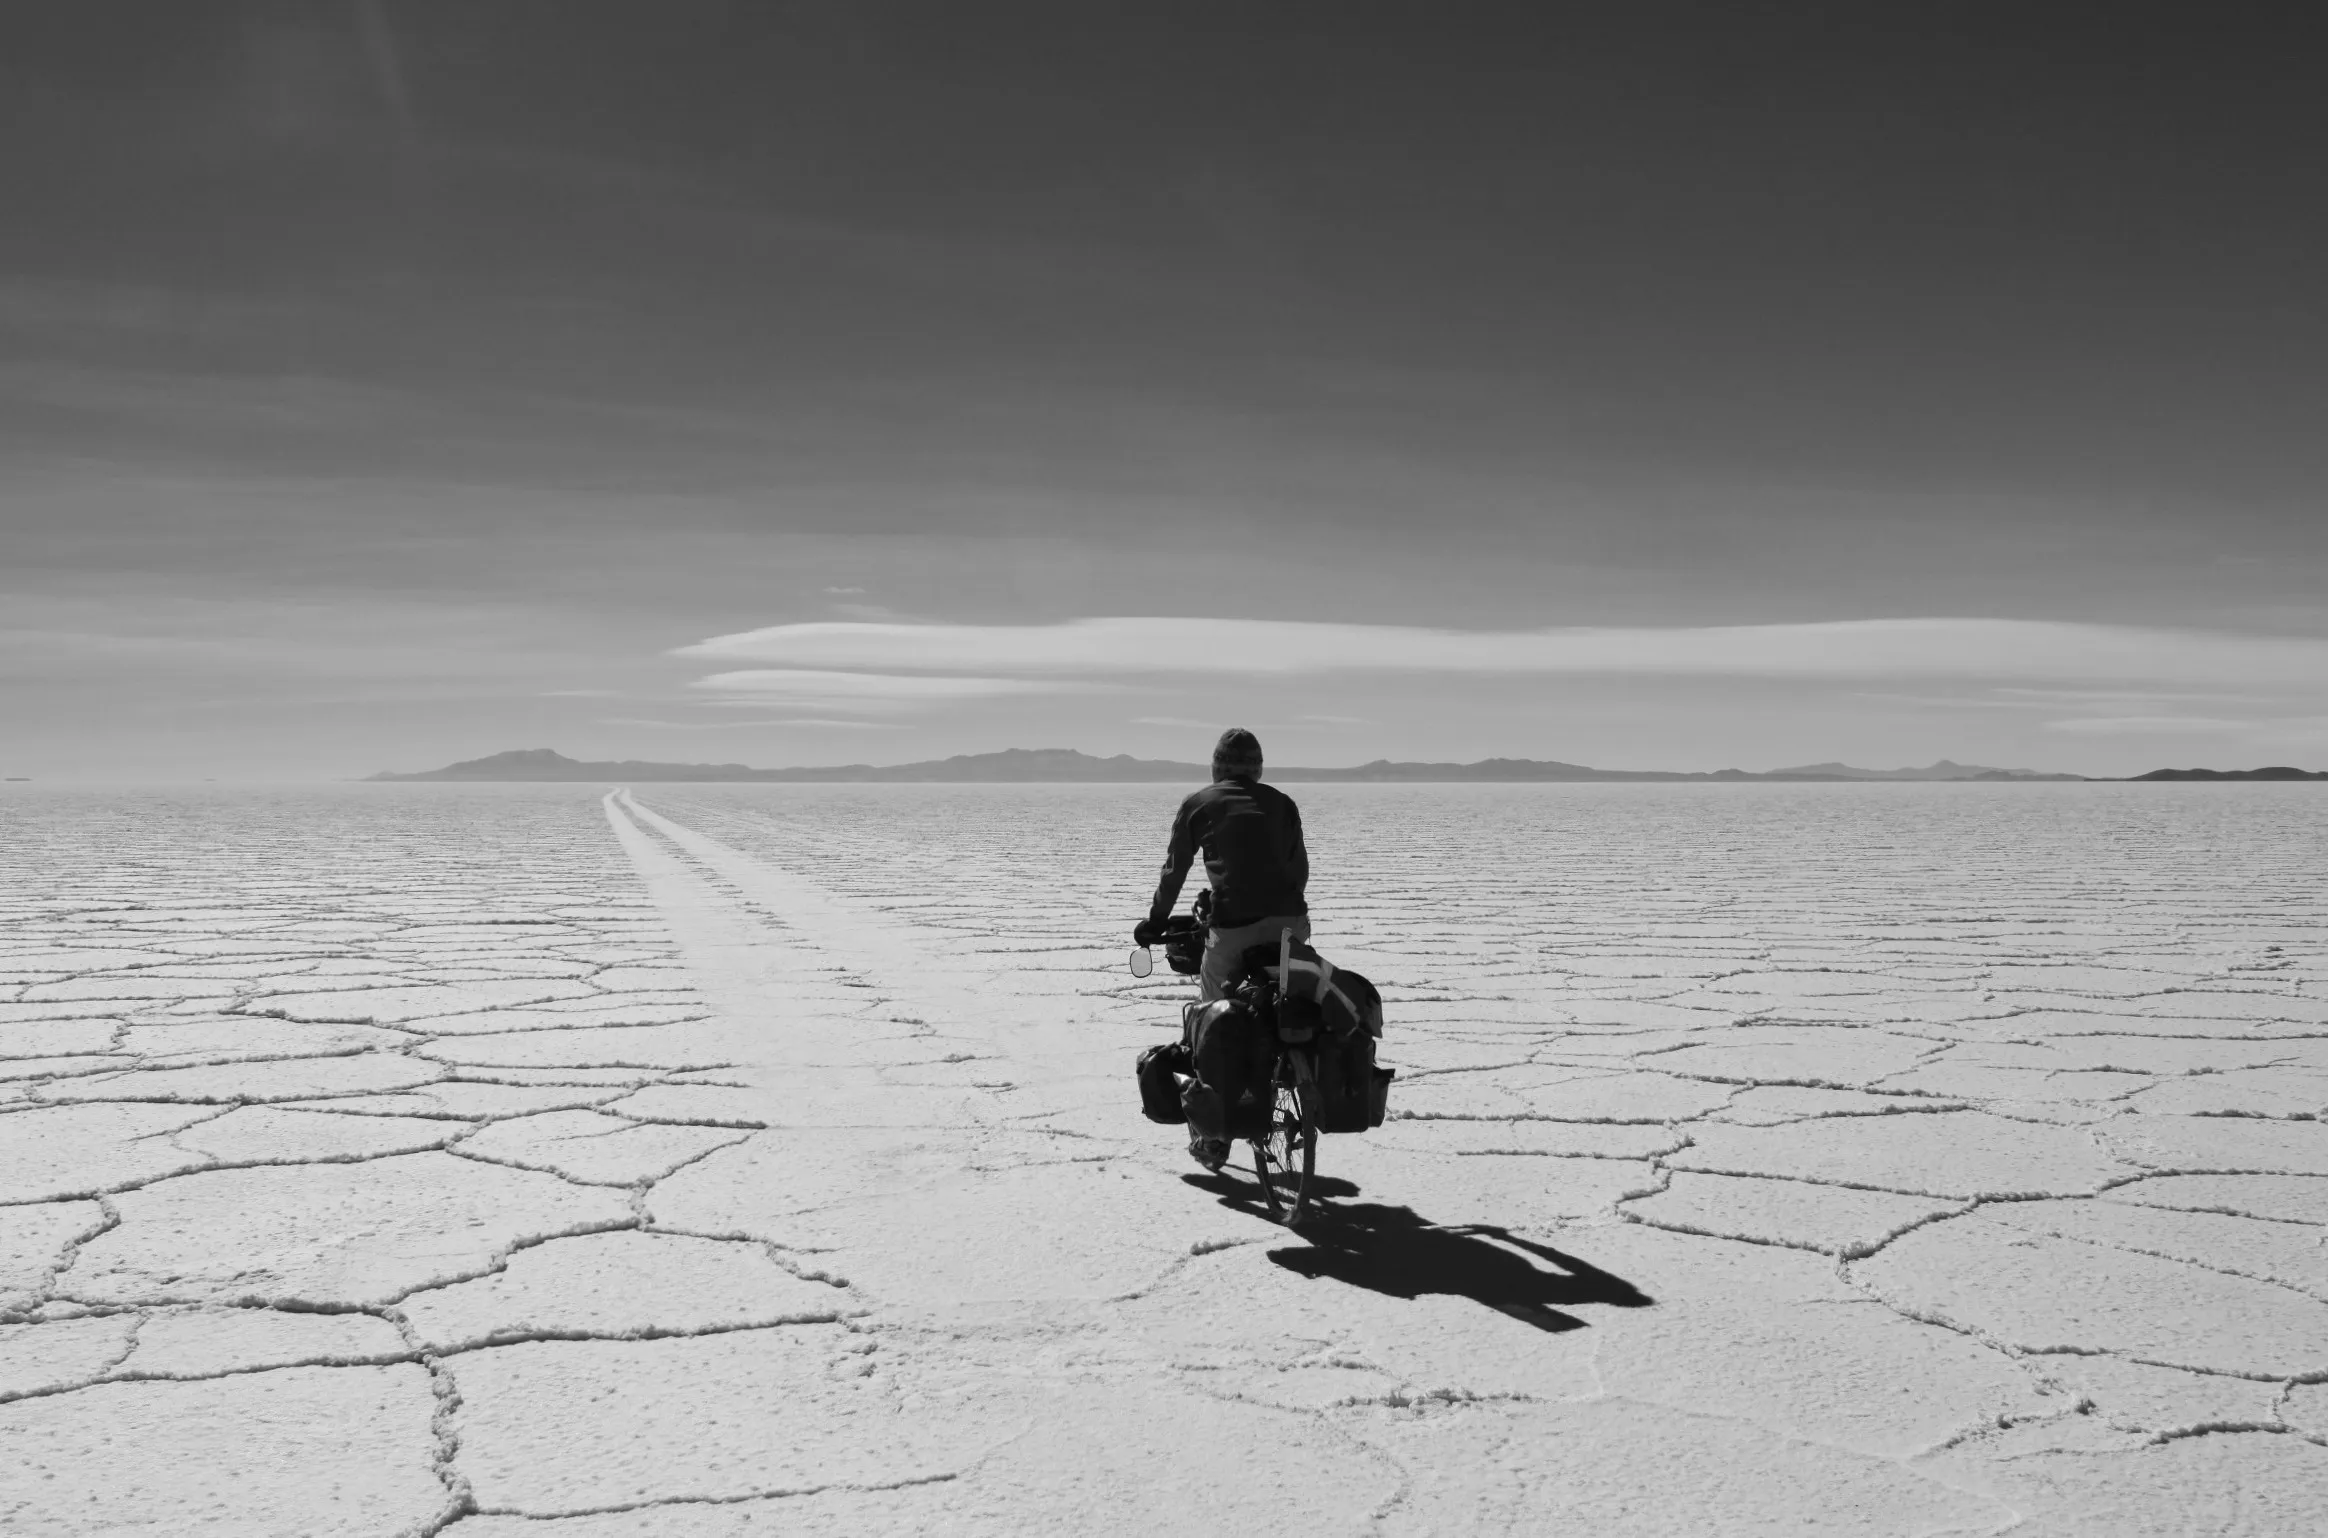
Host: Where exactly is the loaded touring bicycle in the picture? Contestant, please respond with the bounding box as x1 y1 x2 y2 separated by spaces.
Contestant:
1132 912 1392 1226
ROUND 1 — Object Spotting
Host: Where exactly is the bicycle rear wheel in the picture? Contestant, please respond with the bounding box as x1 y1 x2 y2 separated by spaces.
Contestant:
1251 1054 1317 1226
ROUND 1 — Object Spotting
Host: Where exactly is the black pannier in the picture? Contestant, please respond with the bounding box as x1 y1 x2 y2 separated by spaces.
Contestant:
1136 1041 1189 1124
1181 998 1275 1140
1138 938 1394 1138
1240 946 1391 1135
1311 1027 1393 1133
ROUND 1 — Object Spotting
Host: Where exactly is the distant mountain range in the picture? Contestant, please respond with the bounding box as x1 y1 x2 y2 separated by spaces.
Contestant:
2131 766 2328 780
1766 759 2081 781
371 747 2118 784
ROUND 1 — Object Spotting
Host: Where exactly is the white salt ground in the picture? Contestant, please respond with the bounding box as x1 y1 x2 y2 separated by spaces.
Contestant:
0 778 2324 1534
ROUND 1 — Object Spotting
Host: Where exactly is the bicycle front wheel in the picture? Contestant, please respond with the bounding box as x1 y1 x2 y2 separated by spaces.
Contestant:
1251 1053 1317 1226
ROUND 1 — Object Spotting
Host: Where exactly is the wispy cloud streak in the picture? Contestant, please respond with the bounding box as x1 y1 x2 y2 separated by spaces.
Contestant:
684 668 1109 717
689 669 1100 699
600 715 905 730
2042 716 2254 735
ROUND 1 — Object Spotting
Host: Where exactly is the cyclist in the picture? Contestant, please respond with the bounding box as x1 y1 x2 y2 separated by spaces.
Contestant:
1134 727 1311 1167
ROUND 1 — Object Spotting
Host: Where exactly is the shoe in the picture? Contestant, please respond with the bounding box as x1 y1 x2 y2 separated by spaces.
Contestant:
1187 1137 1231 1172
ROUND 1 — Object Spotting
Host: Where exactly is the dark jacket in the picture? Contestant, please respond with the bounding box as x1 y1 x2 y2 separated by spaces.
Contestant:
1148 775 1310 930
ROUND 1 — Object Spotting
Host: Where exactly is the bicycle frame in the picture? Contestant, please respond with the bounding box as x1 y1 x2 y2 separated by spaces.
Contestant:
1248 976 1319 1226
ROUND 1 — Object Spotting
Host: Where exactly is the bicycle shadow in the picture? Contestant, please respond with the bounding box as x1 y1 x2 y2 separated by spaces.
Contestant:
1183 1174 1653 1332
1184 1169 1361 1205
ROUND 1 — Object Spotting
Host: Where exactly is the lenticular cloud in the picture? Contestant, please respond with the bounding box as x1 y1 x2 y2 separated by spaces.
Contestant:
676 617 2328 689
688 670 1091 700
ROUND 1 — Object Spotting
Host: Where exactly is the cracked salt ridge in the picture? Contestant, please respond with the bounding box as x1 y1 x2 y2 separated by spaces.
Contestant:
0 791 810 1535
4 786 2328 1526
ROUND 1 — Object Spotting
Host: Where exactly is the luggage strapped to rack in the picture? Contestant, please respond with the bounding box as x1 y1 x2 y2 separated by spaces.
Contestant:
1236 938 1393 1133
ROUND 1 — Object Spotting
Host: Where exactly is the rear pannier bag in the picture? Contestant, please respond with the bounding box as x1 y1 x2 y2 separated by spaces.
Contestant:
1181 999 1274 1140
1256 947 1390 1134
1311 1029 1393 1133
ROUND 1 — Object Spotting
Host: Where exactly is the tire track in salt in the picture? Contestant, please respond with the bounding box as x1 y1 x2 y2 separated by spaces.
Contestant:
602 789 1256 1305
597 789 1440 1532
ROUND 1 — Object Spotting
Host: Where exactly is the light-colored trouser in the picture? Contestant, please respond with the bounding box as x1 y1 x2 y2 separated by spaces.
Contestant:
1200 914 1311 1002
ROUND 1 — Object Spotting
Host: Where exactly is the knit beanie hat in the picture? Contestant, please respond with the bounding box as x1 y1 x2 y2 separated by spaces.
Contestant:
1212 727 1263 776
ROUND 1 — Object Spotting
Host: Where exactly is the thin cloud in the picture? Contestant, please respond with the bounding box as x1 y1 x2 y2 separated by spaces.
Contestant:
598 716 906 730
678 617 2328 690
1848 691 2050 711
2043 716 2253 734
691 669 1095 699
1850 686 2283 713
686 668 1107 717
1134 714 1367 733
1993 687 2280 705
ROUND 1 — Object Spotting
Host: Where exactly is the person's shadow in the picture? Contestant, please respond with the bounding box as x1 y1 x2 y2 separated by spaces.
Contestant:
1184 1176 1653 1333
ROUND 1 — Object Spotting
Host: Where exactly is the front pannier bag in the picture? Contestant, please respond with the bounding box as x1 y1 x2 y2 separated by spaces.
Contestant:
1136 1041 1190 1124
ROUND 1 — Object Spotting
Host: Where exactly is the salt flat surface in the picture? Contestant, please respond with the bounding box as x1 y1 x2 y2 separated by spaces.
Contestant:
2 780 2325 1534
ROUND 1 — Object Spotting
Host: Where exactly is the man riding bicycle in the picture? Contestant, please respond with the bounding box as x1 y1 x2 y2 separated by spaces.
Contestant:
1134 727 1310 1168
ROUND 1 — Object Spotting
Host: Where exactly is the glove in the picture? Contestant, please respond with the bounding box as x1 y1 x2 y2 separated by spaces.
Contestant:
1133 919 1164 948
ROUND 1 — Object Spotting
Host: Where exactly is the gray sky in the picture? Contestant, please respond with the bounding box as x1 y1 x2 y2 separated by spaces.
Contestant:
5 3 2324 777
